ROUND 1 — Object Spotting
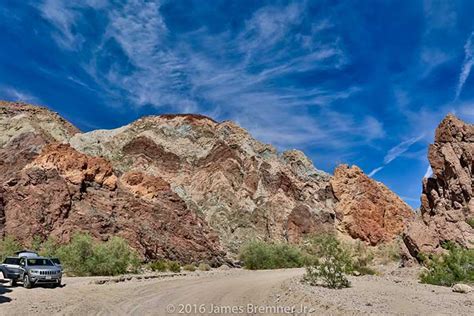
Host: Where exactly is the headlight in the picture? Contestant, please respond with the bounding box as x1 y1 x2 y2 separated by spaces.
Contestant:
30 270 39 274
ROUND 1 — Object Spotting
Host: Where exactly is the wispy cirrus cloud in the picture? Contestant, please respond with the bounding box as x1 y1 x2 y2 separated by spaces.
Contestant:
368 134 424 177
454 32 474 101
0 86 41 104
35 0 380 152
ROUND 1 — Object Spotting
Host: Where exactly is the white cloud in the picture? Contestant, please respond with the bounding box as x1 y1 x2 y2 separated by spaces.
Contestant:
368 134 424 177
383 134 424 164
37 0 108 50
0 86 41 103
454 32 474 101
35 1 384 153
368 166 384 177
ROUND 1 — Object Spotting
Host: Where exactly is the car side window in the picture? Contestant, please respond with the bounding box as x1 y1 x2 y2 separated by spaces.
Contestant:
19 258 25 267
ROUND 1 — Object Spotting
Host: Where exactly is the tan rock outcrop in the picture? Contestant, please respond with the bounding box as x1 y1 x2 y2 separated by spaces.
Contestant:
331 165 414 245
70 115 337 254
403 114 474 258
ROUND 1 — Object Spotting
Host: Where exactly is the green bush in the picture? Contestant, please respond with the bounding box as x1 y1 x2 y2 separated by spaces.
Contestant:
0 236 21 262
56 233 95 276
167 261 181 273
198 263 211 271
420 243 474 286
239 241 304 270
183 264 196 271
39 236 60 258
303 234 353 289
56 233 138 276
30 236 43 253
149 260 168 272
91 237 138 276
467 218 474 229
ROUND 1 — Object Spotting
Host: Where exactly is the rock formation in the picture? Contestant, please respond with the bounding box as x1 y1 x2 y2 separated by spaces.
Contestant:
0 101 416 262
69 115 337 253
0 102 223 264
404 114 474 258
331 165 414 245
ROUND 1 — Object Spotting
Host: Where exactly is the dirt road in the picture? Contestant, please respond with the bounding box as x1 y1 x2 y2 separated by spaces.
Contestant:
0 269 304 315
0 267 472 315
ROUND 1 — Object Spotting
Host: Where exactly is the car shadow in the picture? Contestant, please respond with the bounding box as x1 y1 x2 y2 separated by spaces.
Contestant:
0 285 12 304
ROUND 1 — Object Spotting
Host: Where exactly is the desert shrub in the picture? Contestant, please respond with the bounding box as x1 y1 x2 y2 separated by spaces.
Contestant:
149 260 168 272
348 241 376 275
0 236 21 261
239 241 304 270
56 233 138 276
467 218 474 229
91 237 138 276
198 263 211 271
30 236 43 252
183 264 196 271
39 236 60 257
167 261 181 273
56 233 95 276
303 234 353 289
374 239 402 264
419 243 474 286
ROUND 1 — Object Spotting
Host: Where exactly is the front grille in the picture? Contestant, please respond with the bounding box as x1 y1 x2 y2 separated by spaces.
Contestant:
39 270 56 275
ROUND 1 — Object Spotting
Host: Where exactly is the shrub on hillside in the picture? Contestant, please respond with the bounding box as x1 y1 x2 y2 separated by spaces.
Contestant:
91 237 139 276
167 261 181 273
149 260 169 272
303 234 353 289
183 264 196 271
419 242 474 286
0 236 21 262
56 233 138 276
39 236 61 258
348 241 376 275
467 218 474 229
373 239 402 264
239 241 304 270
198 263 211 271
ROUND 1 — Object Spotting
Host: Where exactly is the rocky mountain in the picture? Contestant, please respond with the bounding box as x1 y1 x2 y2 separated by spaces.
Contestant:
404 114 474 258
69 114 337 253
0 103 224 264
0 101 415 263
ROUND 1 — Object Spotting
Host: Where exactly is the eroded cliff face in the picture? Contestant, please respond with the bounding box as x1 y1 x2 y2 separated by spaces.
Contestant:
0 101 416 261
331 165 414 245
404 114 474 258
69 115 337 253
0 102 224 264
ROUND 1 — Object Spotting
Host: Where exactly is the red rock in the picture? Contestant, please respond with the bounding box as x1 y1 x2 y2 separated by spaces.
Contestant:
331 165 414 245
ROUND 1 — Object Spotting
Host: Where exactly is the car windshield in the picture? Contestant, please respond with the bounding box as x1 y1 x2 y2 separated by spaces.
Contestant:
4 257 20 265
27 258 53 266
51 258 61 264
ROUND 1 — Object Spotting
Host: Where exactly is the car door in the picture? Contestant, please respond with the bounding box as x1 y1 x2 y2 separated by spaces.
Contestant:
18 258 26 279
2 257 21 278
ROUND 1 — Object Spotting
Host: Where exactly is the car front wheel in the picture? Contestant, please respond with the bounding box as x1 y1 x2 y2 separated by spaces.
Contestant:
23 274 32 289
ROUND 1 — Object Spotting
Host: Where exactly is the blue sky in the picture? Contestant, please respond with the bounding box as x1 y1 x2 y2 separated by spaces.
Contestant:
1 0 474 208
